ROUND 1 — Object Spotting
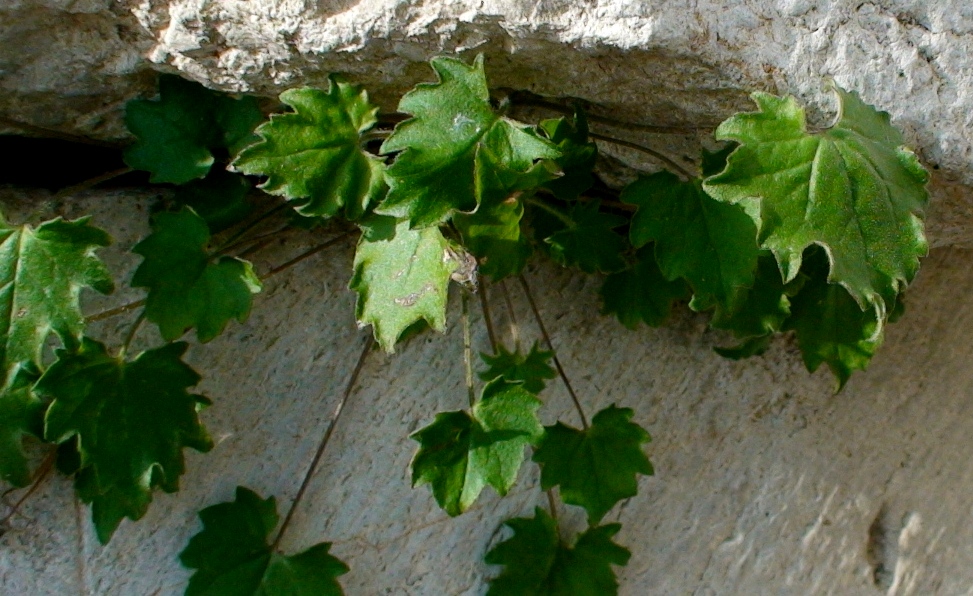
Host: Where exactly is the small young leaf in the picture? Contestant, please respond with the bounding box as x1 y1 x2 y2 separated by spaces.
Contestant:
601 245 690 329
784 249 882 389
410 379 543 516
124 75 263 184
485 508 631 596
233 79 386 219
623 170 759 312
0 214 113 485
545 201 627 274
349 219 456 352
180 486 349 595
533 406 652 523
479 342 556 394
378 55 560 227
704 88 928 324
174 171 254 234
38 338 213 543
539 111 598 201
132 208 262 343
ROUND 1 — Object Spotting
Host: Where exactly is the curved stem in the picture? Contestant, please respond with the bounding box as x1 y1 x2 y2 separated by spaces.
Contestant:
212 203 289 255
54 167 134 200
499 280 521 349
588 132 696 180
462 292 476 408
517 274 588 430
478 281 499 354
86 299 145 323
118 312 146 359
524 197 574 228
272 334 374 551
0 449 56 529
262 231 354 278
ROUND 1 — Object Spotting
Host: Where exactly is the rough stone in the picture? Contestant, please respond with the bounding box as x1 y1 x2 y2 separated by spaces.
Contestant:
3 187 973 593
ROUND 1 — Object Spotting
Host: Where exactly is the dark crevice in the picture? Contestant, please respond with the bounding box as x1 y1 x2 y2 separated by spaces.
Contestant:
866 505 897 592
0 136 148 191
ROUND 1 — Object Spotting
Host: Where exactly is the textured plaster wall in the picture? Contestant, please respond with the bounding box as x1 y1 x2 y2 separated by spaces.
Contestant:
2 188 973 594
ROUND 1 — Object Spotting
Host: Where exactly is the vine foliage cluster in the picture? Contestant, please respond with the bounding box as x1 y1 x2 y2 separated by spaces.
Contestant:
0 54 928 594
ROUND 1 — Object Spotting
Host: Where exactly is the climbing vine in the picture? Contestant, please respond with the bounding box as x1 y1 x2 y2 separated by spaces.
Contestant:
0 54 928 593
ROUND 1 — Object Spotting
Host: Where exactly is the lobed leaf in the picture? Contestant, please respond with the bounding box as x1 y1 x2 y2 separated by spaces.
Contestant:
38 338 212 542
132 208 262 343
479 342 556 394
601 245 690 329
533 406 652 523
538 111 598 201
180 486 348 595
545 201 627 274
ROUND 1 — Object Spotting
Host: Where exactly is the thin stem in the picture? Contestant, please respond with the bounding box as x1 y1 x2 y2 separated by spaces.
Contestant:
85 299 145 323
462 291 476 408
215 224 293 257
546 489 559 522
53 167 134 200
118 312 146 359
478 281 499 354
0 449 56 528
524 196 574 228
272 334 373 550
588 132 695 180
263 231 354 279
517 274 589 430
212 203 289 254
499 280 521 348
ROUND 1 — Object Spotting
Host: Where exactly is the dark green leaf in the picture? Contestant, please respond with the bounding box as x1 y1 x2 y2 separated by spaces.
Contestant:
174 171 253 234
539 111 598 201
233 79 386 219
545 201 627 274
38 338 212 543
479 342 556 394
485 507 631 596
704 88 928 324
784 249 882 389
533 406 652 523
132 208 262 343
124 75 262 184
180 486 348 595
624 170 759 311
0 214 113 486
378 55 560 227
709 254 791 340
410 379 543 516
349 219 456 352
713 334 774 360
601 245 690 329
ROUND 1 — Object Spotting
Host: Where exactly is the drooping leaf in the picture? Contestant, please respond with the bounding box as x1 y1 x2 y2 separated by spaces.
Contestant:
174 171 254 234
533 406 652 523
485 508 631 596
410 379 543 516
233 79 386 219
709 254 792 340
180 486 348 595
601 245 690 329
784 248 882 389
378 55 560 227
38 338 212 543
545 201 627 274
703 88 928 324
624 170 759 311
124 75 263 184
0 215 113 486
479 342 556 394
132 208 262 343
713 334 774 360
538 111 598 201
349 219 457 352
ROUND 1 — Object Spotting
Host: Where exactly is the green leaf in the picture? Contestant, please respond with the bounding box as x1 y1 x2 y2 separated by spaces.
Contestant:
410 379 543 516
784 249 882 389
539 111 598 201
478 342 556 394
485 508 631 596
545 201 627 274
132 208 262 343
233 79 386 219
0 215 113 485
533 406 652 523
180 486 349 595
378 55 560 227
709 254 792 340
703 87 928 324
713 334 774 360
38 338 213 543
349 219 457 352
124 75 263 184
624 170 759 311
601 245 690 329
174 171 254 234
